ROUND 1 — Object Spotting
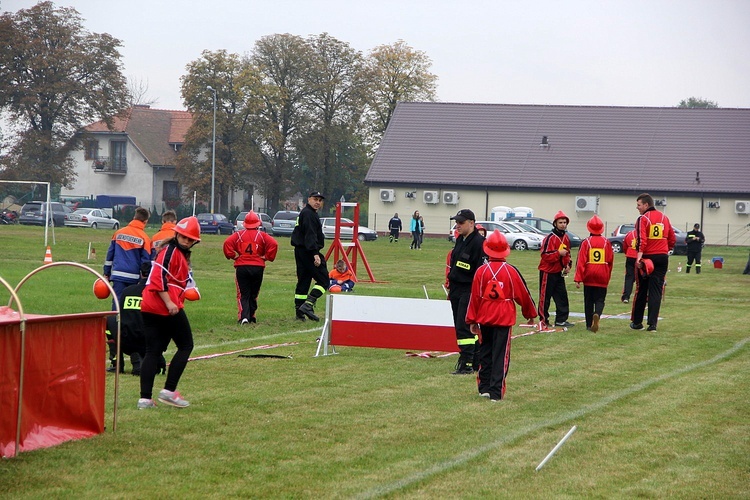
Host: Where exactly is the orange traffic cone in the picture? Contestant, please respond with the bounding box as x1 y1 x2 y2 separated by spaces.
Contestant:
43 246 53 263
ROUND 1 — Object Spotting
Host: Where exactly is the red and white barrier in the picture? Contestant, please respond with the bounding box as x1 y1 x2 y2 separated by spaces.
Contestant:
316 294 457 356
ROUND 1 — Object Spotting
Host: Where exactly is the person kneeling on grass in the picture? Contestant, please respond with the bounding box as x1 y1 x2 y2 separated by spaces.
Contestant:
328 259 356 293
466 230 537 402
138 216 201 410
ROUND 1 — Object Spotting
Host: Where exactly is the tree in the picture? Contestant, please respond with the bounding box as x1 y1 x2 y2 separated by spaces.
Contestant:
178 50 264 213
361 40 438 142
678 97 719 108
246 34 314 211
295 33 366 201
0 2 130 187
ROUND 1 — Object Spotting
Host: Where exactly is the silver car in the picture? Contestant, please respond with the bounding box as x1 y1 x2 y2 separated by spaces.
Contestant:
64 208 120 229
320 217 378 241
235 211 272 232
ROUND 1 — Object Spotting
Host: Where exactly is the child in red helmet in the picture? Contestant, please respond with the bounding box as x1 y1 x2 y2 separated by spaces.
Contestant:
537 210 574 329
466 230 537 401
574 215 614 332
138 216 201 410
222 211 279 324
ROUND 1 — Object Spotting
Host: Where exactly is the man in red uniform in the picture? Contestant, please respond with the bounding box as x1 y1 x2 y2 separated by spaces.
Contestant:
223 211 279 324
620 229 637 303
631 193 675 332
574 215 614 332
466 230 536 401
537 210 574 329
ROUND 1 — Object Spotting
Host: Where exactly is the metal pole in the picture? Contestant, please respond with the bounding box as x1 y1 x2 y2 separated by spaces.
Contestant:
207 86 217 214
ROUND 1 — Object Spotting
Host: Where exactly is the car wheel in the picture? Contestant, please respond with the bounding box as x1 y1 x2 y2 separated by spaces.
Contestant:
513 239 528 251
611 241 622 253
112 222 119 230
91 222 98 229
358 233 366 242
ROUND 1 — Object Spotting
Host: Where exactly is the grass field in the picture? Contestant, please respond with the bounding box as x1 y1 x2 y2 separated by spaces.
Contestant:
1 224 749 498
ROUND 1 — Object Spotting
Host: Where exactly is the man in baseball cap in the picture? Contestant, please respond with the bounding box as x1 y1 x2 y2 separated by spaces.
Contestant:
447 208 485 374
291 190 328 321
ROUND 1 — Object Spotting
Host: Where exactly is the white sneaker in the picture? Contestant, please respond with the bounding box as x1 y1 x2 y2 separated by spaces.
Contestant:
158 389 190 408
137 398 157 409
240 318 249 325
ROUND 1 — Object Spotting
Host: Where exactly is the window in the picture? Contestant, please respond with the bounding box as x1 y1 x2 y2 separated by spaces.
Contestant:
163 181 179 201
84 140 99 160
110 141 127 169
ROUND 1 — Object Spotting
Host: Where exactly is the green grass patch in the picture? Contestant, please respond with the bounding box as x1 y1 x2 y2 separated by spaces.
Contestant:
1 225 748 498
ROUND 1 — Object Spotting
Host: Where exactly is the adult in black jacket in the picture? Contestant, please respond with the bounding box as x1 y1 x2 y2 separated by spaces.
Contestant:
106 262 166 375
388 213 402 242
291 191 329 321
685 223 705 274
447 209 486 374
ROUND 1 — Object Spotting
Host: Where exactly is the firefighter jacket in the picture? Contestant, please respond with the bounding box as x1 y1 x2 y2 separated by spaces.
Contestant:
388 217 402 231
466 260 537 327
222 228 278 267
538 229 571 274
104 220 152 284
448 230 486 287
141 243 192 316
635 207 675 256
624 230 638 258
685 229 705 251
291 204 324 253
105 280 146 353
151 222 177 253
574 235 614 287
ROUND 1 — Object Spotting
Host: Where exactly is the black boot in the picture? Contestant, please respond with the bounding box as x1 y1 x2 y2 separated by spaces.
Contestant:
130 352 142 376
686 266 690 274
298 302 319 321
696 266 701 274
451 358 474 375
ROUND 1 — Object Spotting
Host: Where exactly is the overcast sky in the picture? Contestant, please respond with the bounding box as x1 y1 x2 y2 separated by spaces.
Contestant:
4 0 750 110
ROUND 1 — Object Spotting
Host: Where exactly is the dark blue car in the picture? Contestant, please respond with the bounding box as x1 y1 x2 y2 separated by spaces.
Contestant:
197 213 234 235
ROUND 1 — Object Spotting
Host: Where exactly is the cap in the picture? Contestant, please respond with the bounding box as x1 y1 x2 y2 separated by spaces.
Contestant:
308 191 325 199
450 209 476 223
693 223 700 228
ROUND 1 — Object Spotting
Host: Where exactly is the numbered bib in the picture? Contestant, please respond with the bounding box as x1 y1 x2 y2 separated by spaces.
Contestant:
483 280 505 300
648 223 665 239
588 247 606 264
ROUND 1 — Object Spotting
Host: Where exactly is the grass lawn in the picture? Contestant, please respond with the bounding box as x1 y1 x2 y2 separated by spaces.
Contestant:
1 224 748 498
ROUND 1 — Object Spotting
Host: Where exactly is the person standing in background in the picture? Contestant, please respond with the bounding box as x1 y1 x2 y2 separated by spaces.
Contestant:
151 210 177 253
388 213 402 243
418 215 425 247
620 229 637 303
291 191 329 321
410 210 421 249
574 215 614 332
685 223 705 274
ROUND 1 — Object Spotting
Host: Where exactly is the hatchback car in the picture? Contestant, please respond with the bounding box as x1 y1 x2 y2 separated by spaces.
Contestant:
320 217 378 241
196 213 234 235
503 216 583 247
64 208 120 229
235 211 272 232
271 211 300 236
18 201 73 227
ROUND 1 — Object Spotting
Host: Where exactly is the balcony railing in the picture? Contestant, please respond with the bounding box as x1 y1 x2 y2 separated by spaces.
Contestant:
91 156 127 174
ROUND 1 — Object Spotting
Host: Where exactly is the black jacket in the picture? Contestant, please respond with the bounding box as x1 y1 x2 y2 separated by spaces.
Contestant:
448 229 486 287
291 203 324 253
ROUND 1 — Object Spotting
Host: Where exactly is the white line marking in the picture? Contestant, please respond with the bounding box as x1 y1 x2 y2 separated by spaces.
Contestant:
356 336 750 499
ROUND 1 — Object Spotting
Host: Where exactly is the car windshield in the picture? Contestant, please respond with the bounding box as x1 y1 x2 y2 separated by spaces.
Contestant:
74 209 91 214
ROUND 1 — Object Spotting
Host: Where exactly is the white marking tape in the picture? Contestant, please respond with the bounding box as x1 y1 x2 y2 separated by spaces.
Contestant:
355 337 750 499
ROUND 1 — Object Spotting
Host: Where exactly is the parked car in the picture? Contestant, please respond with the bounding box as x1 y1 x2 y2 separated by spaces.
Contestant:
271 211 299 236
18 201 73 227
503 216 583 247
64 208 120 229
197 213 234 235
234 211 272 233
608 224 688 255
449 221 542 250
320 217 378 241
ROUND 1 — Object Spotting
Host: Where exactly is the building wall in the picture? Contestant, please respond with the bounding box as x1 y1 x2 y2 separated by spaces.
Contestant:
368 187 750 246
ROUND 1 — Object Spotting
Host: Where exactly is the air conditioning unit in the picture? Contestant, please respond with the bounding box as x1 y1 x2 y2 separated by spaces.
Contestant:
423 191 439 204
575 196 597 212
655 198 667 207
735 200 750 214
706 201 720 209
443 191 459 205
379 189 395 202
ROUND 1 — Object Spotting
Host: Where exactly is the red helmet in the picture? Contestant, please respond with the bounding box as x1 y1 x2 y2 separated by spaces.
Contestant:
586 215 604 235
639 258 654 277
244 211 261 229
174 216 201 242
553 211 570 225
483 229 510 259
